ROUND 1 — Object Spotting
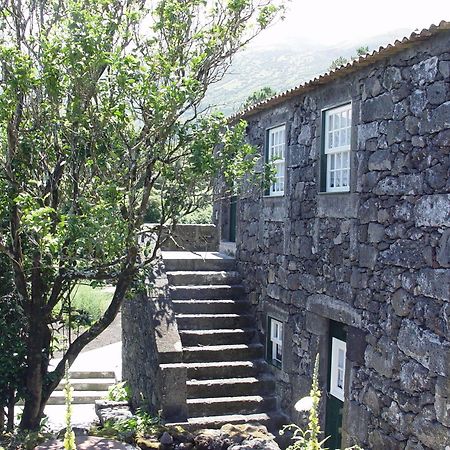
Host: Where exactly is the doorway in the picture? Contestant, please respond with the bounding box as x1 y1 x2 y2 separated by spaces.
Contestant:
325 320 347 450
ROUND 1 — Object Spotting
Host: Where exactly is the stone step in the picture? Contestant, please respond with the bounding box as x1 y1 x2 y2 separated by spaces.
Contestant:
187 395 277 417
176 314 253 330
170 285 245 300
163 252 236 272
187 377 275 399
56 378 116 391
167 271 241 286
47 391 108 405
179 328 255 346
166 412 273 430
68 371 116 379
182 343 264 363
173 299 250 315
159 360 264 380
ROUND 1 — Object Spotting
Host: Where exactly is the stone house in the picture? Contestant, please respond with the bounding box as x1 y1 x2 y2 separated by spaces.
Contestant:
214 22 450 449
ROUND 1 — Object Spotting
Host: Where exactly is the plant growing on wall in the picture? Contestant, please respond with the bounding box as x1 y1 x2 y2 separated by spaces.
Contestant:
0 0 284 430
281 354 363 450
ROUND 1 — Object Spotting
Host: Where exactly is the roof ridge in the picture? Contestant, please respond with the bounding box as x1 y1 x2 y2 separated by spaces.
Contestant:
230 20 450 121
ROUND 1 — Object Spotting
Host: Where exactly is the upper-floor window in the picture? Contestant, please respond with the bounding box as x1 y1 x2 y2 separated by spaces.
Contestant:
330 337 347 401
267 316 283 368
266 125 286 196
323 104 351 192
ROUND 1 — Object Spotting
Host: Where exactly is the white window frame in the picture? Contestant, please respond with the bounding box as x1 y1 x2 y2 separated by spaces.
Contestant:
269 317 283 367
324 104 352 193
267 125 286 196
330 337 347 402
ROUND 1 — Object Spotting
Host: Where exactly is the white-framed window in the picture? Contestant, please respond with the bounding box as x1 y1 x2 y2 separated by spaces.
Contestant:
268 317 283 368
267 125 286 196
324 104 352 192
330 337 347 402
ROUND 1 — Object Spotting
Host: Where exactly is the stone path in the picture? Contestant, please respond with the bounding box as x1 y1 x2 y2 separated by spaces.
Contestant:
36 435 136 449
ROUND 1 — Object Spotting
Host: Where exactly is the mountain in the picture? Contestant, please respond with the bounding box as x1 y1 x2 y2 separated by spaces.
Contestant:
203 28 413 116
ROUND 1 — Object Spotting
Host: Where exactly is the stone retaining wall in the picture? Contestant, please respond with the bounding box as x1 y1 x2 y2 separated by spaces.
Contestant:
228 30 450 449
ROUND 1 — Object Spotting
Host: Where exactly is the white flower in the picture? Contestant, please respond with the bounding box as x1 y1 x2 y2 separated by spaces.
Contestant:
294 396 314 412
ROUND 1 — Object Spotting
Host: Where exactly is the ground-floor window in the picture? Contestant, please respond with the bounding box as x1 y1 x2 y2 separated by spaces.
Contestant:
267 316 283 368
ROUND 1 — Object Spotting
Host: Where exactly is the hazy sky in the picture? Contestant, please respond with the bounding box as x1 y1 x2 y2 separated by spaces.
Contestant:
252 0 449 48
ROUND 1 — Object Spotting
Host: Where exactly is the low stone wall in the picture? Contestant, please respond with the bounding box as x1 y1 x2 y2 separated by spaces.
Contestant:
122 256 187 421
145 224 219 252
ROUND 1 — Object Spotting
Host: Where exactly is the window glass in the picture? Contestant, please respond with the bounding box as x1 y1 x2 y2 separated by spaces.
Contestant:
268 317 283 368
330 337 346 401
324 104 351 192
267 125 286 196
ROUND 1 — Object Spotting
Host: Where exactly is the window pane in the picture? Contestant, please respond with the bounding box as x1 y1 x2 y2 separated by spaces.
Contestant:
330 154 335 170
335 170 341 187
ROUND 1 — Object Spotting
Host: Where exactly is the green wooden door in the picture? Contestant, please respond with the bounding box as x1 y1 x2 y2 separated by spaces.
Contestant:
229 196 237 242
325 320 347 450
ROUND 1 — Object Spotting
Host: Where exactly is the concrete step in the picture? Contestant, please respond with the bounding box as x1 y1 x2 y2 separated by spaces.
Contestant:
167 271 241 286
56 378 115 391
163 252 236 272
159 360 264 380
187 395 277 417
173 299 250 315
170 285 245 300
182 343 264 363
176 314 253 330
47 391 108 405
179 328 255 346
187 377 275 398
68 371 116 379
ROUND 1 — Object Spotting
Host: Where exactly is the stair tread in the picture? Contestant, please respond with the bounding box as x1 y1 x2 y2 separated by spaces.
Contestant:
187 395 269 404
170 283 244 291
167 271 239 276
173 299 247 304
180 328 254 334
183 343 263 351
160 360 261 369
162 251 234 260
187 377 261 386
179 412 273 425
50 390 108 397
176 313 251 318
59 378 115 384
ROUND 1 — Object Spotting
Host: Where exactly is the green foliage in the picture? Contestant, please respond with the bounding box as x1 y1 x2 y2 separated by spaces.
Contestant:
243 86 277 109
179 204 213 224
106 382 131 403
281 355 364 450
0 0 284 430
329 46 370 71
70 284 113 324
0 256 27 425
91 408 160 443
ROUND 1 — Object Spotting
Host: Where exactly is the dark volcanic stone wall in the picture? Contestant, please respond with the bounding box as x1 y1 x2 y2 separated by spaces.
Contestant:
233 31 450 449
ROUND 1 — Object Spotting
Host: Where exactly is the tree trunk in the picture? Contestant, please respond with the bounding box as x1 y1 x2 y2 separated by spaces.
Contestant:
19 315 50 431
7 389 15 431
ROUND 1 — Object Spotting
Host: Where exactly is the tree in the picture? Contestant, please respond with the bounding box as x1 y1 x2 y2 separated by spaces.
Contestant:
242 86 277 109
0 0 283 430
328 46 369 71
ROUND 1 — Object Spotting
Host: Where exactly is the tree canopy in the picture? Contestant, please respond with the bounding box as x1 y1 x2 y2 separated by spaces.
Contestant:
0 0 283 429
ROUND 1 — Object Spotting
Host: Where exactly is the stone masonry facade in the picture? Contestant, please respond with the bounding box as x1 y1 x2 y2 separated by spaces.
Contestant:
218 27 450 449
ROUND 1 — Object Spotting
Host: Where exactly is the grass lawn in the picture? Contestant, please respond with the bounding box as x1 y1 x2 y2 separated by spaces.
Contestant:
71 284 113 322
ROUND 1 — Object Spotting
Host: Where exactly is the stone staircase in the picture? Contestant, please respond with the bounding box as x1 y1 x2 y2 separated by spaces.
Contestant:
48 370 116 405
161 251 283 430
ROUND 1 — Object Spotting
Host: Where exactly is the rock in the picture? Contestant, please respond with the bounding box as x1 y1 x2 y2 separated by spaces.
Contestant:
412 412 450 448
228 438 280 450
359 245 378 270
412 56 439 85
136 436 161 449
398 319 450 377
368 150 391 171
95 400 133 426
361 93 395 122
380 240 426 269
400 361 431 393
375 174 423 195
383 66 402 90
410 90 427 116
414 194 450 227
426 81 447 105
160 431 174 445
391 288 412 317
415 269 450 302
